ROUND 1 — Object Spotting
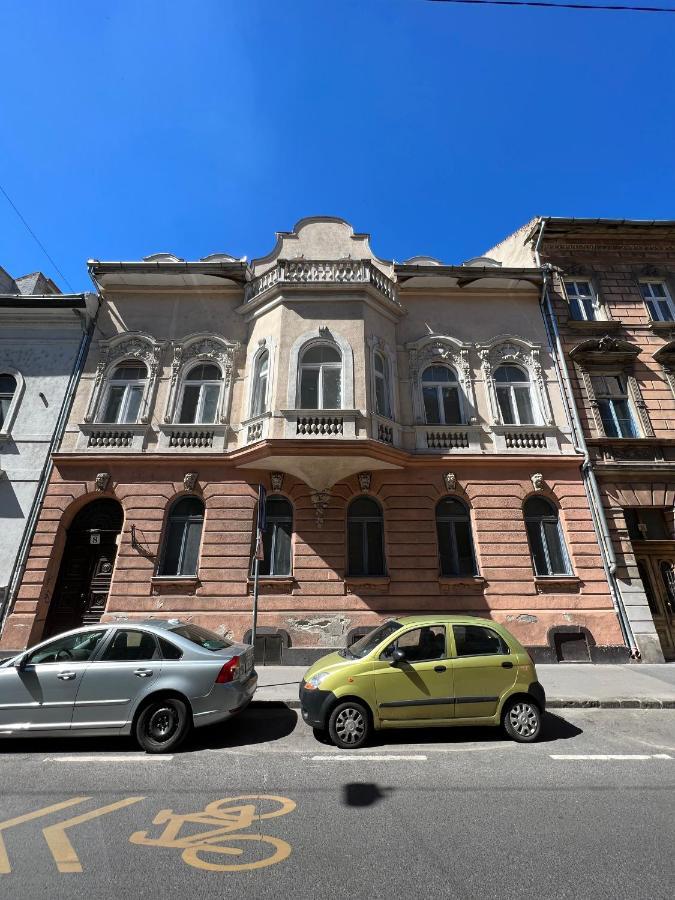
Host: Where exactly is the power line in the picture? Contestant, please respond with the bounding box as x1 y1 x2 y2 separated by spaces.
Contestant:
425 0 675 13
0 182 74 292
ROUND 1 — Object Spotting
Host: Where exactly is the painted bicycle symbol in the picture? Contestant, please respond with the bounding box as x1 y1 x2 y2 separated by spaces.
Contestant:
129 795 296 872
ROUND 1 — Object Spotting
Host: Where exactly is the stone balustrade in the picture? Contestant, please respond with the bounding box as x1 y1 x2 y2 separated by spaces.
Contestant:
245 259 400 306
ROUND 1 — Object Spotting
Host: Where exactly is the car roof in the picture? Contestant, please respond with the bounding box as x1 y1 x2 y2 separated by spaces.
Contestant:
396 614 506 627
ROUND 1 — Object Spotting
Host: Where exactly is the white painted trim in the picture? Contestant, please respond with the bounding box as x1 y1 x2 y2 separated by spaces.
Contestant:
287 328 354 409
0 366 25 439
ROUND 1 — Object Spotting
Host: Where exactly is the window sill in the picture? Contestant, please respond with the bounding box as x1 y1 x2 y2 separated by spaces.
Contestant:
648 320 675 334
438 576 486 592
345 576 390 595
246 575 295 595
534 576 581 594
150 575 200 595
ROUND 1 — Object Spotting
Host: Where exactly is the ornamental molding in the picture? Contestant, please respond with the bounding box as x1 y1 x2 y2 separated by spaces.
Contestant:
407 334 475 425
475 335 553 427
443 472 457 492
310 489 331 528
270 471 285 492
84 332 164 424
164 333 240 425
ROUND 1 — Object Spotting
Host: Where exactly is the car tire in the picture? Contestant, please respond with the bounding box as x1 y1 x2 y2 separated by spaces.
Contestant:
135 697 191 753
328 700 371 749
502 697 542 743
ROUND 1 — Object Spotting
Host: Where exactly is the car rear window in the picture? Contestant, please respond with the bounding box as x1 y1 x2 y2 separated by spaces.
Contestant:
169 624 232 651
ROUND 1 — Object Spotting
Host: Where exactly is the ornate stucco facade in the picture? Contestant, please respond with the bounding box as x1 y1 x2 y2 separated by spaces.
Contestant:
0 219 625 663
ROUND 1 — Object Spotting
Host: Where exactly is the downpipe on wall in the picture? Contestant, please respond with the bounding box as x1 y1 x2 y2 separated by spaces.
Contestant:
534 219 640 660
0 301 98 636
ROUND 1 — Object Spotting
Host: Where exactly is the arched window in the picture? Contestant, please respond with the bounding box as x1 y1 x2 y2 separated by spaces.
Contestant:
251 350 269 418
299 343 341 409
100 361 148 424
347 497 386 577
524 497 571 576
494 365 536 425
159 497 205 577
374 351 392 418
422 365 463 425
259 496 293 576
435 498 477 576
0 373 17 429
178 363 222 424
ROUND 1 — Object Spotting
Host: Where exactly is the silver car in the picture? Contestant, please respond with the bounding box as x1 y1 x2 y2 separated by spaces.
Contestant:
0 619 257 752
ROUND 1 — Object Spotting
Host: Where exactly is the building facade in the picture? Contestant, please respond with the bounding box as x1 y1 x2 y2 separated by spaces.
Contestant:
0 268 98 622
0 219 626 663
488 217 675 662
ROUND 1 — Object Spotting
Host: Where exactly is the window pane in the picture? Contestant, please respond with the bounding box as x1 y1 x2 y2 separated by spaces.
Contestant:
252 373 267 417
0 373 17 393
375 375 387 416
514 387 534 424
543 521 569 575
300 369 319 408
613 399 637 437
394 626 445 661
258 526 274 576
186 363 220 381
113 363 147 380
0 396 11 427
442 387 462 424
658 300 673 321
102 630 158 661
569 298 584 321
28 630 106 664
366 521 385 576
598 399 619 437
496 386 515 424
374 353 384 376
322 368 341 409
200 384 220 423
302 345 341 364
348 521 365 576
526 521 549 575
651 283 666 297
181 520 202 575
161 521 184 576
423 366 455 383
436 521 456 576
272 521 292 575
123 385 143 423
103 385 125 423
159 637 183 660
454 521 476 575
423 386 441 424
454 624 506 657
581 298 597 320
495 366 526 384
179 385 200 423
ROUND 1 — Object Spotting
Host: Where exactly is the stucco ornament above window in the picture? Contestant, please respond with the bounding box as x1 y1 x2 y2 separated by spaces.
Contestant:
407 335 476 425
84 333 163 425
476 335 553 427
164 334 240 425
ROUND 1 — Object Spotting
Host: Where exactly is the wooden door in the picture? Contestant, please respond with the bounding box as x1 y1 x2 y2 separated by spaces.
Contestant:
636 555 675 660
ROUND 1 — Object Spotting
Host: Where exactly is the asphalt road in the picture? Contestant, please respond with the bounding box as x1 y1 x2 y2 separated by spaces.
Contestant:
0 707 673 900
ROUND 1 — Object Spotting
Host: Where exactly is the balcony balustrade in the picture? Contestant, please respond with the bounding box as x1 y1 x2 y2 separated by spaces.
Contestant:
245 259 400 307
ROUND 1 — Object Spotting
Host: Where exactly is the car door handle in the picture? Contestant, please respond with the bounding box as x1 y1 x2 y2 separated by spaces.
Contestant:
434 665 447 672
501 661 514 669
134 669 153 677
57 671 76 680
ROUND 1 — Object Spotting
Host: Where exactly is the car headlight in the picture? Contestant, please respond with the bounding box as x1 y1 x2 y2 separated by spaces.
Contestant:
304 671 331 690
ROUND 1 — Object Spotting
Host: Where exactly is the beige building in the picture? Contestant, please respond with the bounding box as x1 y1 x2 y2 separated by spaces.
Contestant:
1 218 625 664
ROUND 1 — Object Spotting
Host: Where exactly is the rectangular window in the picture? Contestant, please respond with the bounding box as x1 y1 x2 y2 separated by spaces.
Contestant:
641 281 675 322
496 386 516 424
441 387 462 424
423 386 441 424
178 385 200 423
453 624 507 657
625 508 670 541
322 368 341 409
526 521 549 575
565 280 598 321
122 385 143 423
300 369 319 408
591 375 638 438
259 521 292 576
102 385 125 423
375 376 388 418
201 384 220 423
514 387 535 424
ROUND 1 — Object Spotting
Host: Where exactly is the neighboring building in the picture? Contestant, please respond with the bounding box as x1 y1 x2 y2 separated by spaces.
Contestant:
487 217 675 662
0 267 98 628
1 219 624 663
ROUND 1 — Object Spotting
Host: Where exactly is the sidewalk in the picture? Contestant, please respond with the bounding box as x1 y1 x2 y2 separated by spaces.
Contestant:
254 664 675 709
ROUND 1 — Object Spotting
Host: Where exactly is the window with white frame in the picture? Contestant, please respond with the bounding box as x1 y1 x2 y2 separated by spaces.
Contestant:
494 365 536 425
0 373 18 429
422 365 463 425
374 351 392 418
564 280 599 321
251 350 269 418
99 361 148 424
590 374 638 438
524 497 572 577
299 343 342 409
640 281 675 322
177 363 222 424
159 496 204 577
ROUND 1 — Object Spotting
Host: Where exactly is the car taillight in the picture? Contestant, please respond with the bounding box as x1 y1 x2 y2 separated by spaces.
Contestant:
215 656 240 684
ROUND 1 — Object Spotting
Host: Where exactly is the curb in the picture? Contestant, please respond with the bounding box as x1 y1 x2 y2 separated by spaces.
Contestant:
251 698 675 711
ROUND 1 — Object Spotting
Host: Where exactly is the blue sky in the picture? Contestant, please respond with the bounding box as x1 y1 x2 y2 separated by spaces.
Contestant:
1 0 674 291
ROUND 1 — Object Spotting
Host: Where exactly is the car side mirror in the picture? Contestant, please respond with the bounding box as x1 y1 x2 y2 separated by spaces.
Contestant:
390 648 406 666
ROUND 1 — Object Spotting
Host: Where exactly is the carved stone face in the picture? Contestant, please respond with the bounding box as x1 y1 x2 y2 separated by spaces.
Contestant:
183 472 198 492
95 472 110 492
443 472 457 492
357 472 372 492
530 473 544 492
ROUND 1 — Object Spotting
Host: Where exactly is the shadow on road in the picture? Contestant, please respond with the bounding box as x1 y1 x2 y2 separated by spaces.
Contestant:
186 702 298 751
342 783 393 807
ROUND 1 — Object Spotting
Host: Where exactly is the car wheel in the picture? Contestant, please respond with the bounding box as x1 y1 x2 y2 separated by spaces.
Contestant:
328 701 370 749
502 697 541 743
135 697 190 753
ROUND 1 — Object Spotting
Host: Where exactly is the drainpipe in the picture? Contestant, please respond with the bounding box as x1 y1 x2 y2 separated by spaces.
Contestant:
533 219 639 659
0 298 98 635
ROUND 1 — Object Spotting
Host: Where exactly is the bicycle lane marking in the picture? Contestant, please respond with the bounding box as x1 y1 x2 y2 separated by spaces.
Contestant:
0 798 89 874
129 795 297 872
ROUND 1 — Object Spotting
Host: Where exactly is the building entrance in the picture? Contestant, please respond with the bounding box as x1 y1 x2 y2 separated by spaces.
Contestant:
636 551 675 661
44 499 123 638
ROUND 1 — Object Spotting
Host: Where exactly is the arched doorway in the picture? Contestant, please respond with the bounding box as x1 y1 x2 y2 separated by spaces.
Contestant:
44 499 123 638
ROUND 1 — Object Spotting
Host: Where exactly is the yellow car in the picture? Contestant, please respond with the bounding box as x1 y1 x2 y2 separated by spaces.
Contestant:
299 615 545 749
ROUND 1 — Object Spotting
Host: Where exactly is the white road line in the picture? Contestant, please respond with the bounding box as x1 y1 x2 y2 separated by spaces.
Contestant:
306 754 427 762
550 753 672 761
205 744 511 755
44 755 173 762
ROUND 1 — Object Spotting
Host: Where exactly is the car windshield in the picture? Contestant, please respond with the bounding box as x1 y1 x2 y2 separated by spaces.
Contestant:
169 624 232 651
348 620 402 658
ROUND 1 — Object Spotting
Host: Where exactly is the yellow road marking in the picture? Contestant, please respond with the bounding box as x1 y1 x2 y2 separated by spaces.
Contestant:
0 798 89 874
43 797 145 873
